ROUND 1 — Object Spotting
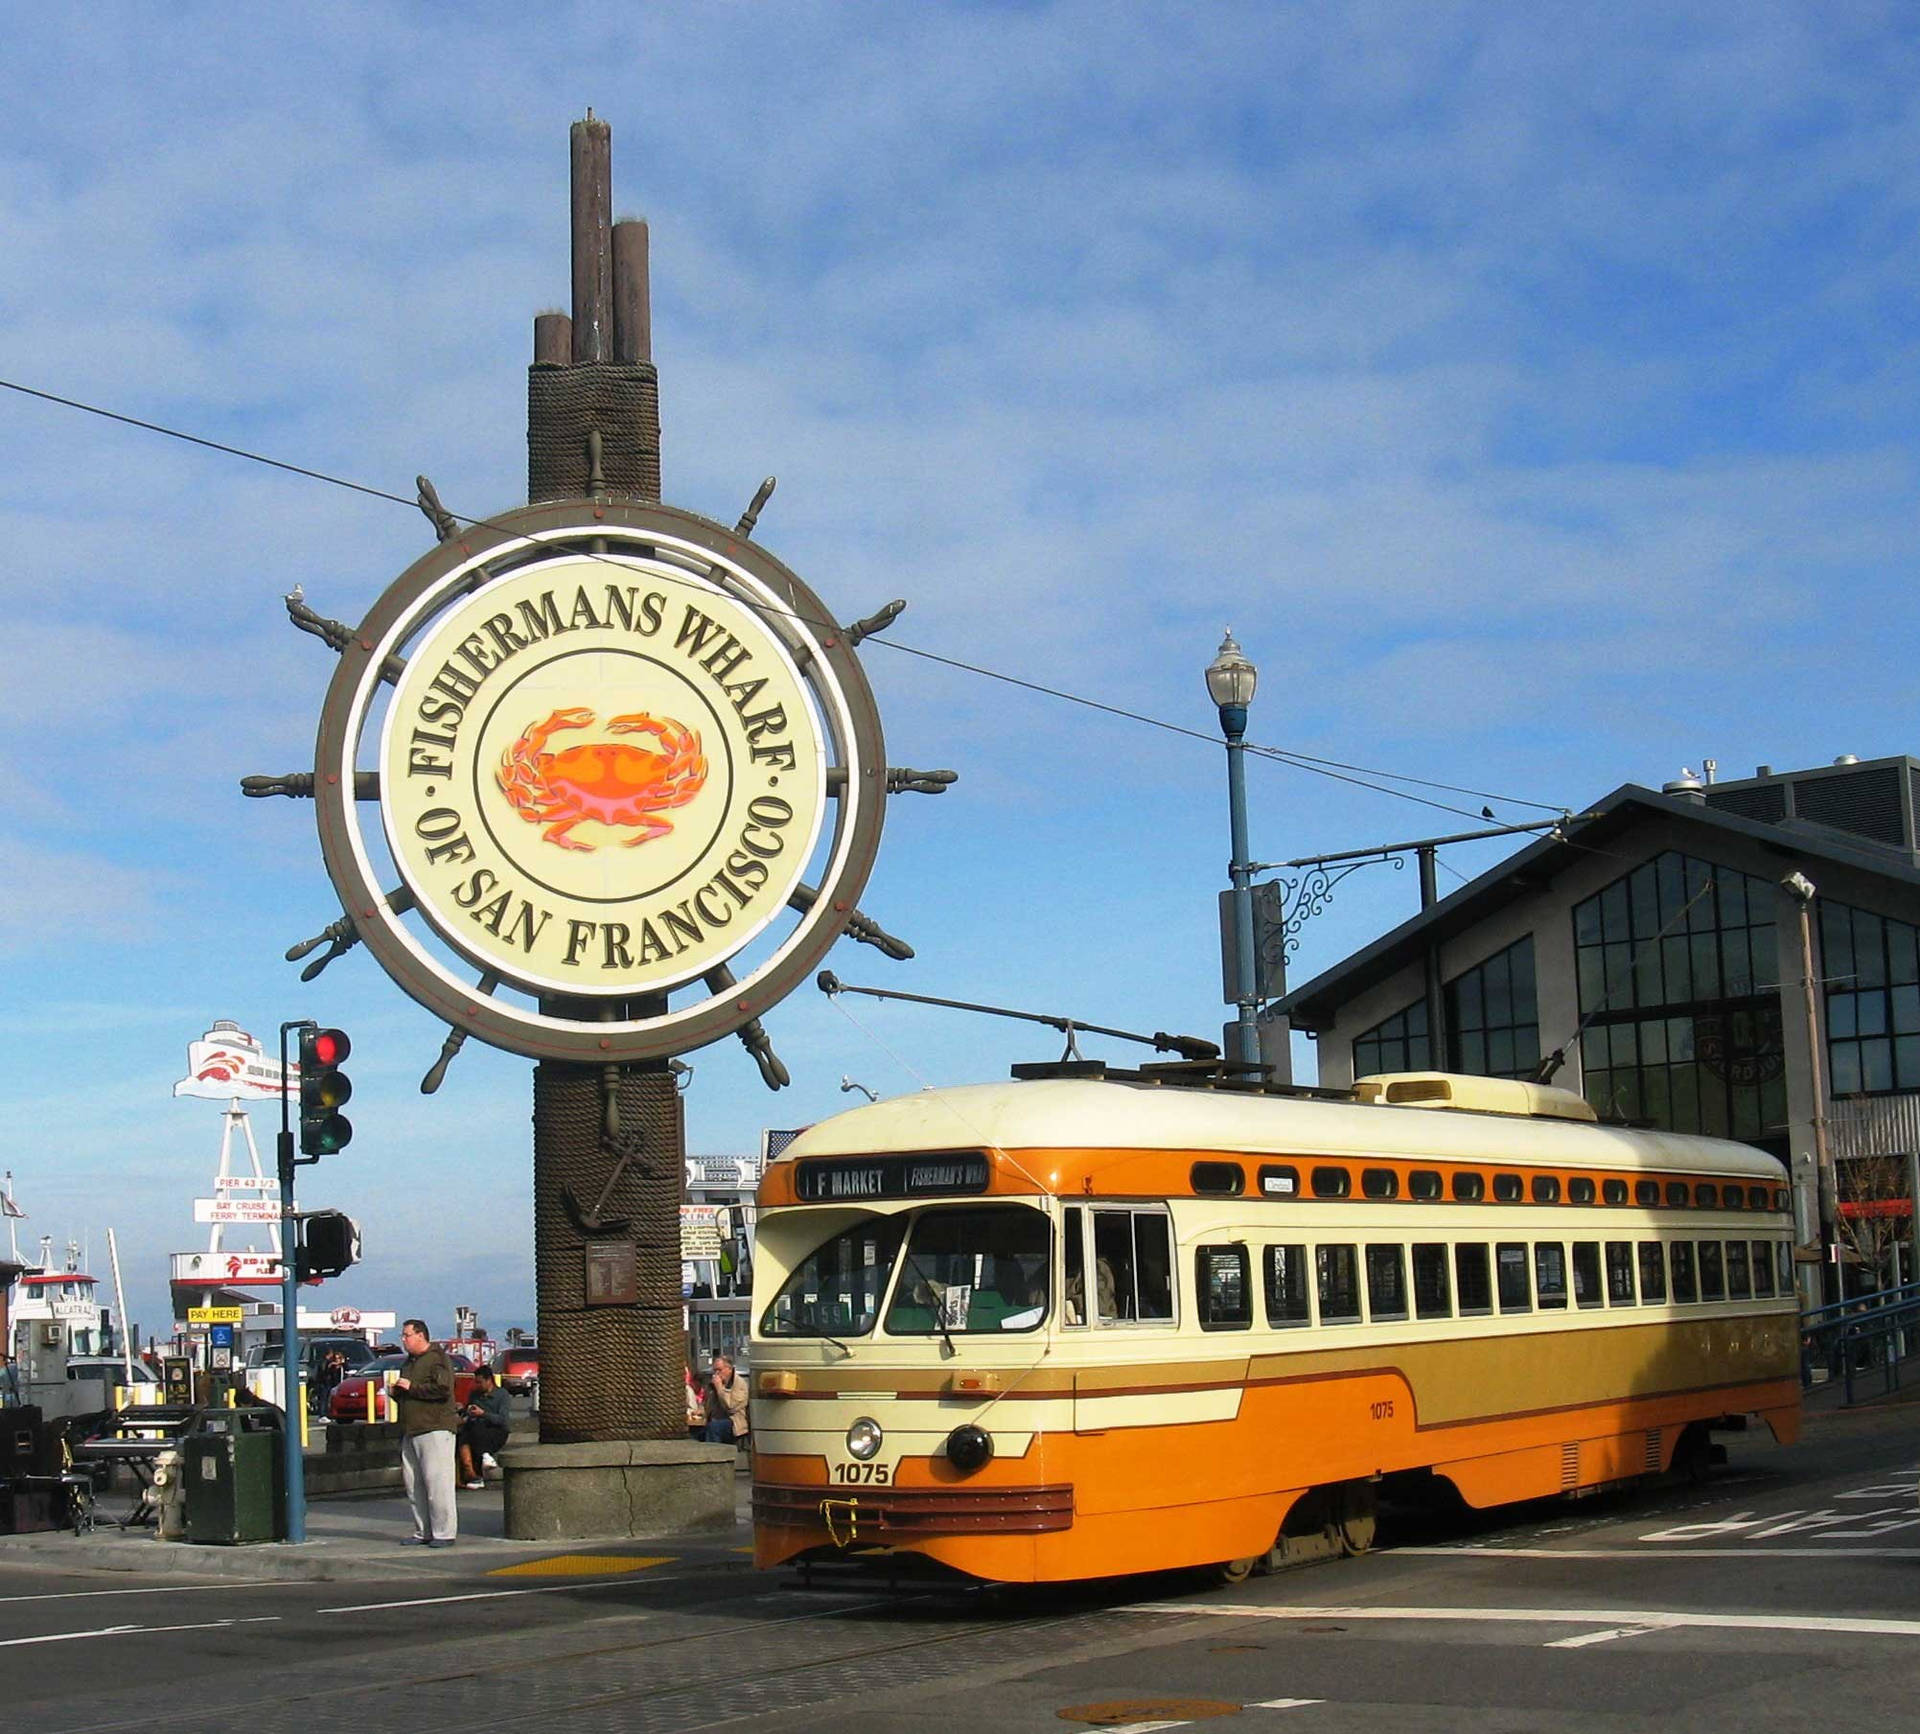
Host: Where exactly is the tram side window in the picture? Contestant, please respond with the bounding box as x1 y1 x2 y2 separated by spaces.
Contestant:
1063 1206 1087 1326
1750 1239 1775 1298
1569 1178 1596 1205
1603 1179 1629 1205
1635 1181 1660 1206
1452 1172 1485 1202
1455 1243 1493 1315
1366 1245 1408 1320
1264 1244 1312 1327
1605 1241 1636 1304
1726 1241 1752 1299
1412 1244 1452 1319
1637 1240 1668 1303
1571 1242 1602 1308
1317 1245 1362 1323
1698 1240 1725 1301
1091 1208 1175 1324
1532 1175 1561 1205
1665 1182 1690 1207
1777 1241 1794 1292
1312 1166 1351 1199
1671 1241 1699 1303
1534 1243 1569 1309
1493 1174 1523 1203
1410 1170 1442 1201
1696 1183 1719 1209
1362 1168 1399 1200
1196 1246 1252 1330
1496 1243 1532 1312
1748 1186 1770 1210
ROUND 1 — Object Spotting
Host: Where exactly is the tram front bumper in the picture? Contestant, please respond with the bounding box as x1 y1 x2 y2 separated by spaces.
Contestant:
754 1480 1074 1541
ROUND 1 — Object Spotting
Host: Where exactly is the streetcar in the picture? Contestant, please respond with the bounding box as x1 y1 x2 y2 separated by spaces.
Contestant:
748 1065 1801 1583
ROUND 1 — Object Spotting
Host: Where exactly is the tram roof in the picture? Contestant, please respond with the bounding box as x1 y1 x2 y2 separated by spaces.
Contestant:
770 1076 1782 1184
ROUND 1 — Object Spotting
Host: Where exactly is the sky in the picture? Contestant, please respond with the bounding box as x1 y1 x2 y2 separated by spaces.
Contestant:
3 2 1918 1340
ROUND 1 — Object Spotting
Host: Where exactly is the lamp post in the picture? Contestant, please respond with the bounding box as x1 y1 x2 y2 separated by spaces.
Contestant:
1206 631 1261 1071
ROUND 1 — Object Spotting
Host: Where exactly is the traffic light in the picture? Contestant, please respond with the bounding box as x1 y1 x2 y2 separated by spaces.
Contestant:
298 1026 353 1156
296 1210 361 1282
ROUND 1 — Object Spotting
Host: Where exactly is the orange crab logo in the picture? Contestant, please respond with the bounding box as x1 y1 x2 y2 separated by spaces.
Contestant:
497 707 708 852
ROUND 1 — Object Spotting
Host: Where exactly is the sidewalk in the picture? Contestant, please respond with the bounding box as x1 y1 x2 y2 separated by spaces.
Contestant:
0 1471 756 1584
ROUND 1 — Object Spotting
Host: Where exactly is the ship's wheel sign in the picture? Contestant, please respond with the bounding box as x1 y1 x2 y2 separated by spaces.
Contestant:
254 497 938 1072
379 549 827 999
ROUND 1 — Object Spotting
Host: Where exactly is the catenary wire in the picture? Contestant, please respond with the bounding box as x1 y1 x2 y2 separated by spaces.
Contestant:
0 374 1565 823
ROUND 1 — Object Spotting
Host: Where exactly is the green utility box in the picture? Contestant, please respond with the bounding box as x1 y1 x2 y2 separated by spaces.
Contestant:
183 1420 286 1544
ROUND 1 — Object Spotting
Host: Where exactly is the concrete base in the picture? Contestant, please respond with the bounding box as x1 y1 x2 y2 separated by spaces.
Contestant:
500 1439 738 1540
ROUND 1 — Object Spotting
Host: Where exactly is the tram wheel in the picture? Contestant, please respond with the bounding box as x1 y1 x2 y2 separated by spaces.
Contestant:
1334 1481 1378 1555
1216 1554 1261 1585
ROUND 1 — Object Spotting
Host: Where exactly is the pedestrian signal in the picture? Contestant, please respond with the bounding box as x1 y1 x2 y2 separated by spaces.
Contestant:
296 1210 361 1282
298 1026 353 1156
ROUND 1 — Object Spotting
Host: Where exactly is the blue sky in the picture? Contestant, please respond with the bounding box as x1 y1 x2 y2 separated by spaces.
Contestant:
4 3 1918 1339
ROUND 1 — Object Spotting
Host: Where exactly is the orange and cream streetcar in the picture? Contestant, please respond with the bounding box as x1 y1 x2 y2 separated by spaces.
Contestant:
749 1065 1801 1583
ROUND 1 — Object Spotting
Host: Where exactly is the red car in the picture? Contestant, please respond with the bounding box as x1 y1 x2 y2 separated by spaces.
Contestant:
327 1351 478 1424
497 1346 539 1396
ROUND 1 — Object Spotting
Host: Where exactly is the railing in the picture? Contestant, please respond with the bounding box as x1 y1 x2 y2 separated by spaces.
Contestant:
1802 1280 1920 1404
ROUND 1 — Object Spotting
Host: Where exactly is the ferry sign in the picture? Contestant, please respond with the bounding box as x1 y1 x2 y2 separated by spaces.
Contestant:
173 1021 296 1103
194 1198 282 1224
173 1251 282 1285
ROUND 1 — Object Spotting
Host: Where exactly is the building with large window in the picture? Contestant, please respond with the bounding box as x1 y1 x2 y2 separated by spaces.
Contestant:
1276 755 1920 1294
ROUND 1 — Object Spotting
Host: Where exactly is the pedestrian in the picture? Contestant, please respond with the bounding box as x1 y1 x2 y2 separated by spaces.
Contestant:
0 1351 19 1408
684 1364 706 1441
457 1365 511 1489
702 1352 749 1447
391 1318 459 1546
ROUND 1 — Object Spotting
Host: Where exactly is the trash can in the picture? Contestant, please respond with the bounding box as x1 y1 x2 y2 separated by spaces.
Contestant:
183 1415 285 1544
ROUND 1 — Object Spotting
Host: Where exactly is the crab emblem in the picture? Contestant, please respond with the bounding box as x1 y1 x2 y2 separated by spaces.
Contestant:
497 707 708 853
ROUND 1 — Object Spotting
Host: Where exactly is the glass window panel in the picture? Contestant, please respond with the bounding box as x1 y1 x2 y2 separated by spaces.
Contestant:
1662 935 1692 1005
762 1215 906 1339
1830 1041 1863 1096
1264 1245 1311 1326
1829 992 1859 1038
1726 1242 1752 1299
1761 1071 1788 1137
1606 1241 1636 1304
1534 1242 1569 1309
1488 1028 1516 1076
1063 1206 1087 1326
1584 1068 1612 1117
1891 985 1920 1035
1600 880 1630 942
1455 971 1484 1030
1751 923 1778 993
1640 1065 1671 1127
1605 942 1636 1006
1317 1245 1361 1323
1483 957 1513 1027
1366 1245 1407 1320
1631 863 1661 938
1682 855 1713 918
1639 1019 1667 1064
1515 1028 1541 1075
1731 1084 1762 1143
1698 1075 1730 1139
1719 871 1749 929
1134 1215 1174 1321
1690 931 1721 1001
1856 993 1888 1037
1896 1036 1920 1091
1093 1210 1138 1321
1863 1039 1895 1094
1671 1241 1698 1303
1195 1246 1251 1329
1750 1240 1775 1298
1668 1064 1701 1133
1497 1243 1532 1312
1656 853 1687 924
1778 1242 1794 1291
1575 896 1603 947
1578 947 1605 1011
1638 1241 1668 1302
1412 1245 1451 1319
1632 944 1664 1010
1698 1241 1725 1301
1888 920 1920 988
1721 928 1753 998
1513 941 1538 1022
1612 1070 1644 1122
1459 1032 1487 1075
1855 911 1888 989
1821 905 1854 985
1455 1243 1492 1312
1408 999 1429 1038
1572 1242 1602 1308
1668 1017 1696 1062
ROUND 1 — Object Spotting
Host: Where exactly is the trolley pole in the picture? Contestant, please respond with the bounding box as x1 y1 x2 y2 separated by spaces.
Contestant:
277 1019 309 1544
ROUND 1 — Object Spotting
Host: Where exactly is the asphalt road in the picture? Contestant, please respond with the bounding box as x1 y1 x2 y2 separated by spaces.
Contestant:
4 1402 1918 1734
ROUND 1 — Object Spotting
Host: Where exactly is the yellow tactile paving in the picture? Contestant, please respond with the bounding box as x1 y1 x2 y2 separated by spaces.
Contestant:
487 1553 676 1577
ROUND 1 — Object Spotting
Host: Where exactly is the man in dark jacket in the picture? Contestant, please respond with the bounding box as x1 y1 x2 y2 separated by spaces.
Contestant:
392 1318 458 1545
457 1365 511 1489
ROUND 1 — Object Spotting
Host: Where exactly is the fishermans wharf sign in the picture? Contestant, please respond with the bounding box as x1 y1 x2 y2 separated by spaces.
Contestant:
305 498 889 1065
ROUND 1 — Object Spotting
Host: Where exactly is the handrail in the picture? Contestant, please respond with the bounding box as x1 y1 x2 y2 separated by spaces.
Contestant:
1802 1279 1920 1332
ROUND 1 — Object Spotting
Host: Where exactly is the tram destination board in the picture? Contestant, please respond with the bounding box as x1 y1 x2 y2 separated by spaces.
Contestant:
794 1153 989 1201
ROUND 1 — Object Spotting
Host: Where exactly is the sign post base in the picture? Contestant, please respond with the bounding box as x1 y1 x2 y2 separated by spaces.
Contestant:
500 1439 737 1540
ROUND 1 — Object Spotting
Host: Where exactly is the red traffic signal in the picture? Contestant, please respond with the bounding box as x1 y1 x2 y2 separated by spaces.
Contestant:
306 1027 350 1068
297 1026 354 1157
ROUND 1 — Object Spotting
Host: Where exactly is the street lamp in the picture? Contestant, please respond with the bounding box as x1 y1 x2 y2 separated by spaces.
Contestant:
1206 631 1260 1071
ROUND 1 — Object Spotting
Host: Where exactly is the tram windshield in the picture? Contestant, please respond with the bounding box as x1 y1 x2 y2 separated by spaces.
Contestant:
760 1215 907 1339
884 1205 1051 1335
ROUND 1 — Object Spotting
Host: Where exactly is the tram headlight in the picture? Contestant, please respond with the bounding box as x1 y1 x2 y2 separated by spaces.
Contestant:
945 1423 994 1473
846 1417 884 1461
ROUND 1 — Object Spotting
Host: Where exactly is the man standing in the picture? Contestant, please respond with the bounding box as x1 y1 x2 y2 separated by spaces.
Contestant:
392 1318 458 1546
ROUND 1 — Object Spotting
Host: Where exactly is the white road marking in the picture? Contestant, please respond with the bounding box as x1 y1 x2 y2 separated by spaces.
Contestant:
1544 1625 1660 1649
1134 1602 1920 1640
1397 1545 1920 1560
0 1615 280 1648
320 1585 643 1613
1249 1698 1326 1709
0 1581 296 1606
1090 1723 1190 1734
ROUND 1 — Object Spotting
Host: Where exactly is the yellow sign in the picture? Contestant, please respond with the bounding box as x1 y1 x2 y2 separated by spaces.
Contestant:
379 553 825 997
187 1305 245 1324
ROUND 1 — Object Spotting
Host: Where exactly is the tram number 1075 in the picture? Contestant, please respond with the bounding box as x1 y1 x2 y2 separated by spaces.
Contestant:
1370 1399 1395 1421
831 1462 892 1484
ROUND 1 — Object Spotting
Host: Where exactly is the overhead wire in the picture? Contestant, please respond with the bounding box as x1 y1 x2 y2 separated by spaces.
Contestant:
0 373 1567 824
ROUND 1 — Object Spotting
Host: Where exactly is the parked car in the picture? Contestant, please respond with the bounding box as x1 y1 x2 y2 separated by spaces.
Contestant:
328 1351 478 1424
497 1346 540 1396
